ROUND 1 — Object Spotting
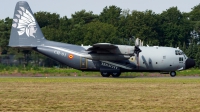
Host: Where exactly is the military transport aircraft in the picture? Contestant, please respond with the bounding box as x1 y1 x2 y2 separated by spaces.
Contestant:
9 1 195 77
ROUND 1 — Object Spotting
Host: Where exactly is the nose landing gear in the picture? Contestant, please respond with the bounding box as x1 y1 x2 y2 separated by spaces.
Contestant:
170 71 176 77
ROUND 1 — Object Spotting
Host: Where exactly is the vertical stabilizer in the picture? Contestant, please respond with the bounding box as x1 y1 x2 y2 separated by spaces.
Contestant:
9 1 46 47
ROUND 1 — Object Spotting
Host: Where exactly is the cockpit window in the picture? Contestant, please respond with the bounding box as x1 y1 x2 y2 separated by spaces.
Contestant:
175 50 183 55
183 53 187 59
175 50 187 59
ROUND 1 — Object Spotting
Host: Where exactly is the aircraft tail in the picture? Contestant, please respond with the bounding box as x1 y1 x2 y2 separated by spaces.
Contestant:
9 1 46 47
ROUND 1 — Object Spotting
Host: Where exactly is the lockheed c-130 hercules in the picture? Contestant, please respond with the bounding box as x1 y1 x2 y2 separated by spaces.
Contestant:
9 1 195 77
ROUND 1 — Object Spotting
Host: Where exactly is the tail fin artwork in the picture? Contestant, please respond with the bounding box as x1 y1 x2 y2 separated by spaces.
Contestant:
9 1 46 47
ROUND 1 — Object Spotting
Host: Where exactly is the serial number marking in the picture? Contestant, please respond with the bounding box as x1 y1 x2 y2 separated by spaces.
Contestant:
54 50 67 57
101 62 118 69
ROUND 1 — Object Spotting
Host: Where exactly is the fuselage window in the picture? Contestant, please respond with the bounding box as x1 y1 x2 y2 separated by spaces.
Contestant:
179 57 183 61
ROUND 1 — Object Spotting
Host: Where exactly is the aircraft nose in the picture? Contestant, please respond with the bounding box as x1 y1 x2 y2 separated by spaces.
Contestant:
185 58 195 69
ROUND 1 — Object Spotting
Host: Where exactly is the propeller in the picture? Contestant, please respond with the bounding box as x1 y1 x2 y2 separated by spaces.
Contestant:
134 45 141 57
134 38 142 66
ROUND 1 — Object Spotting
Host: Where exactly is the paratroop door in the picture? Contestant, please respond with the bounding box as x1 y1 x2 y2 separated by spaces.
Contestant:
80 57 87 69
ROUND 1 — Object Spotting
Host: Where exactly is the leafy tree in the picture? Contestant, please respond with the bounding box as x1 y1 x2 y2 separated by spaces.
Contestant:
71 10 98 25
189 4 200 43
67 10 99 45
159 7 192 47
195 46 200 68
189 4 200 21
117 9 133 44
118 10 159 45
99 5 122 26
59 16 72 31
67 25 84 45
82 21 121 45
34 12 60 28
42 27 68 42
0 17 12 54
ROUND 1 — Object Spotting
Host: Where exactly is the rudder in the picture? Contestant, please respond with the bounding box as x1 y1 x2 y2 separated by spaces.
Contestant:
9 1 46 47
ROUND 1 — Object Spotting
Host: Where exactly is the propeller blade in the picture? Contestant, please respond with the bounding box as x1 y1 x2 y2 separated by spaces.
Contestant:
134 38 143 67
134 46 141 55
135 38 139 46
134 45 142 66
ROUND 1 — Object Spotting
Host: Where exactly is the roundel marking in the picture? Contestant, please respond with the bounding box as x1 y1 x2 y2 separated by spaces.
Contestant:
68 54 74 59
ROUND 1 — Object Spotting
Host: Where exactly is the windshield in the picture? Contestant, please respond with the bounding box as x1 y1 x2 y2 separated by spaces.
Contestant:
183 52 187 59
175 50 182 55
175 50 187 59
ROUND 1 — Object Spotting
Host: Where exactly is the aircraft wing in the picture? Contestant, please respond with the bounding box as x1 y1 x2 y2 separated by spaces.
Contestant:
86 43 137 56
86 43 118 51
85 43 134 60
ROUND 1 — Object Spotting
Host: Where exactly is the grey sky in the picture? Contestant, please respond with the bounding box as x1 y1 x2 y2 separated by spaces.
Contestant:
1 0 200 19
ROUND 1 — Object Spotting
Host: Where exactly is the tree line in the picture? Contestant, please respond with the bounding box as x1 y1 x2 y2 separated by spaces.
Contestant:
0 4 200 67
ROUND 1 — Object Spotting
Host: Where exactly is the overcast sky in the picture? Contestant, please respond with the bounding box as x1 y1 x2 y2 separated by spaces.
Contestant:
1 0 200 19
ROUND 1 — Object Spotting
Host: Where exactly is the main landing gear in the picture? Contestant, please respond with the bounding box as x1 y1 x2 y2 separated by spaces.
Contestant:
100 72 121 77
100 72 110 77
170 71 176 77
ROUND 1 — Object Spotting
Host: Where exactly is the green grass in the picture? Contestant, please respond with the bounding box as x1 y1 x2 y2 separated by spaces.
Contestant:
0 77 200 111
177 68 200 76
0 64 200 77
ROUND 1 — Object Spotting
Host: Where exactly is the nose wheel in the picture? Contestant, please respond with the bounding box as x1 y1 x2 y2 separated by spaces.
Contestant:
170 71 176 77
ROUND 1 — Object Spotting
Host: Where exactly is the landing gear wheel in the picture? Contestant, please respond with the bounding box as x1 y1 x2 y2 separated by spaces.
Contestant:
101 72 110 77
111 72 121 77
170 71 176 77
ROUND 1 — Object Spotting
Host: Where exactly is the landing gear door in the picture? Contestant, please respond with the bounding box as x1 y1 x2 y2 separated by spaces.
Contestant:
80 57 87 69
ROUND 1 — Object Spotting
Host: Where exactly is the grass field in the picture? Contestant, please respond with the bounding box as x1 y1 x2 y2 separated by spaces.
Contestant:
0 77 200 111
0 64 200 77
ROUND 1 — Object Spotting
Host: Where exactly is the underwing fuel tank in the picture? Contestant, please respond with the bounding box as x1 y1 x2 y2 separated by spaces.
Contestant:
84 54 131 61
